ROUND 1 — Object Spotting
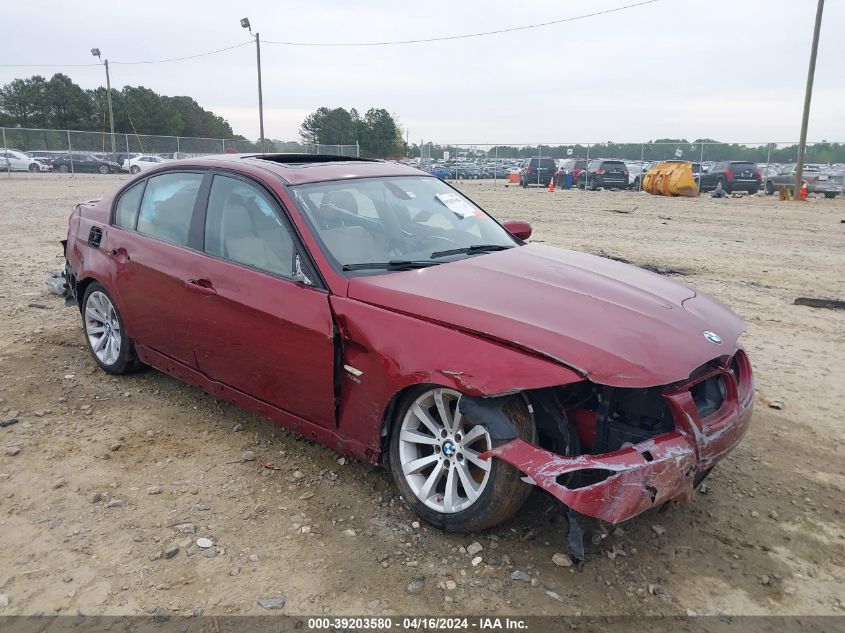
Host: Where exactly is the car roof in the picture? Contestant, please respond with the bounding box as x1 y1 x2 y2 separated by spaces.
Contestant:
170 153 427 185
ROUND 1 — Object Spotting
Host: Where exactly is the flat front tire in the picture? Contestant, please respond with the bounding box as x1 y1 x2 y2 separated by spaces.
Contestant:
82 283 140 374
389 386 536 533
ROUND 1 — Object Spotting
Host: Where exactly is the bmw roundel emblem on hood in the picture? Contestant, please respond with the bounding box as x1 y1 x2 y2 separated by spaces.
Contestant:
703 331 723 345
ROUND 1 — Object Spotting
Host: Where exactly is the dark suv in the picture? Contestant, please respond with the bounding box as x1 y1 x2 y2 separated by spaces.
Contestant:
578 159 629 190
520 157 556 187
699 161 762 194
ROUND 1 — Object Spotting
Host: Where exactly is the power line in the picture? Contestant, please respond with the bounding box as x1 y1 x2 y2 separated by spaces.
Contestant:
0 41 253 68
263 0 662 46
111 41 253 65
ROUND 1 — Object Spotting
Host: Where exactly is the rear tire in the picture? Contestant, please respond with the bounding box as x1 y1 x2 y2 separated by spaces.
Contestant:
81 283 141 375
28 163 39 173
717 177 731 193
98 164 109 175
58 164 69 173
389 386 536 533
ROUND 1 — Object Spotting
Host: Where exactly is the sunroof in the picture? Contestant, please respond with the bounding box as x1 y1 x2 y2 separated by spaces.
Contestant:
251 154 375 165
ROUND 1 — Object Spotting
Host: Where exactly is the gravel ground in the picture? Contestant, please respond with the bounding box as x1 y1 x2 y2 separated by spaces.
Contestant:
0 173 843 617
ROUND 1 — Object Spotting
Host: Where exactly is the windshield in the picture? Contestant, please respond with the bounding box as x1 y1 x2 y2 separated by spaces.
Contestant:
291 176 517 274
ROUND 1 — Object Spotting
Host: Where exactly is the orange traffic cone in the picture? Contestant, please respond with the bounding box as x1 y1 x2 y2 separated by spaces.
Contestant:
548 178 555 192
799 180 808 200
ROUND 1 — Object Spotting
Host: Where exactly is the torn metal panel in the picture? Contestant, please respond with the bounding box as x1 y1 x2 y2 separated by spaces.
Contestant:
485 354 754 524
328 296 583 452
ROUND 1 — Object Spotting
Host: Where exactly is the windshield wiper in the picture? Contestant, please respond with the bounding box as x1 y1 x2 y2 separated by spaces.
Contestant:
430 244 514 259
342 260 443 272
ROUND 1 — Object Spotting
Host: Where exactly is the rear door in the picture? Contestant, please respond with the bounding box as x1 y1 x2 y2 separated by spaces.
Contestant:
188 172 337 427
108 170 208 365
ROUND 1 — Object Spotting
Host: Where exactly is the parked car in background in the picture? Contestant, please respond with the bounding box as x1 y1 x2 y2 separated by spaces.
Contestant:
698 161 762 194
63 153 752 537
1 148 48 172
578 159 629 190
556 159 589 186
764 164 844 198
116 153 141 168
49 153 122 174
26 150 65 166
520 157 556 187
123 154 170 174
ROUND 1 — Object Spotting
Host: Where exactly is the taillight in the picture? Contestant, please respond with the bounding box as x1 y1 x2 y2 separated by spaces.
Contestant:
595 169 605 174
756 169 763 180
725 170 734 180
623 170 629 177
527 167 534 174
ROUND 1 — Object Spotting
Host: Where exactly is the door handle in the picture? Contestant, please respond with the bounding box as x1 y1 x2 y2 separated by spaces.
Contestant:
184 279 217 296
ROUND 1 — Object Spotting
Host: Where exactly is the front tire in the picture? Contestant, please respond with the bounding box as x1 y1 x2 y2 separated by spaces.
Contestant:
82 283 140 375
98 164 109 175
389 386 536 533
28 163 39 173
58 164 69 173
130 165 140 174
765 180 775 195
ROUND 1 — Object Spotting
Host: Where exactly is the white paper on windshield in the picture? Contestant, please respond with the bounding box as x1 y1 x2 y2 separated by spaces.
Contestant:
435 192 477 219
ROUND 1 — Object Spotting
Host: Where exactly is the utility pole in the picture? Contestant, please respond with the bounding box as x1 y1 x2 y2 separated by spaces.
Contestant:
794 0 824 200
241 18 265 153
91 48 117 163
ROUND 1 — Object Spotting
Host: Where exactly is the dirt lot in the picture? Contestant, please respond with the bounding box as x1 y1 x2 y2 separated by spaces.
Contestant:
0 173 843 618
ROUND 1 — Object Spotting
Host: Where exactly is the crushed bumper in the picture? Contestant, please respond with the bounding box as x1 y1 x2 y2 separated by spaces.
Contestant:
486 358 754 524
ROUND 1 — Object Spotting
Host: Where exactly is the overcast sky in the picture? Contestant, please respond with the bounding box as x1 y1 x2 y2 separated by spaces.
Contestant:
2 0 842 145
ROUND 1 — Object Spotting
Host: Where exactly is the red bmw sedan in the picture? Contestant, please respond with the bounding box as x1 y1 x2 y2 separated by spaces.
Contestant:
63 154 753 540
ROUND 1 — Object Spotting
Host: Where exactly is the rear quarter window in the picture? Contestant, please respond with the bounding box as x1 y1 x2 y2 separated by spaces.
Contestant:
114 181 145 229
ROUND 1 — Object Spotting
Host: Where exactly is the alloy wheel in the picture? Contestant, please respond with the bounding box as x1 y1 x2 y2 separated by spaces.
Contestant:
398 388 492 514
85 291 122 366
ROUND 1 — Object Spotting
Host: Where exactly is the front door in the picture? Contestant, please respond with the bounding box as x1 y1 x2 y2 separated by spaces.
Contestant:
188 173 336 427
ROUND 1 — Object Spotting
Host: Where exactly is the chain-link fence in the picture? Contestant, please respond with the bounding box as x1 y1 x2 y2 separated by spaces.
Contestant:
0 126 359 173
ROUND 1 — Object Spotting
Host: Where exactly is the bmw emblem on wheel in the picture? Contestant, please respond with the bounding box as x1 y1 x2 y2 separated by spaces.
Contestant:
703 330 723 345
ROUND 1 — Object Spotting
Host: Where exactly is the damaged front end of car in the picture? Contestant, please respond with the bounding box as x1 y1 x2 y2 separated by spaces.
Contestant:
467 350 753 559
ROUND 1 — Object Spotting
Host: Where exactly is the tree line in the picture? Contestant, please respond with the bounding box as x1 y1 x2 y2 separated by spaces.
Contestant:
0 74 241 140
409 140 845 164
299 106 405 158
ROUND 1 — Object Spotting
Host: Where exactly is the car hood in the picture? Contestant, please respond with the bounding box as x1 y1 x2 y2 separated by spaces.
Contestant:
346 244 745 388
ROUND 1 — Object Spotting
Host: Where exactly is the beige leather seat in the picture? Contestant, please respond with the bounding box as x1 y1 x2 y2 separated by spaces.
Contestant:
221 196 292 277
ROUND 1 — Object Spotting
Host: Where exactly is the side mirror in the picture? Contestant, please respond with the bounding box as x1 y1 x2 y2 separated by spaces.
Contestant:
502 219 532 241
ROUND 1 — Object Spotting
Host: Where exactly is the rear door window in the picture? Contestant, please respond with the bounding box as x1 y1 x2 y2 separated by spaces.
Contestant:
136 172 203 247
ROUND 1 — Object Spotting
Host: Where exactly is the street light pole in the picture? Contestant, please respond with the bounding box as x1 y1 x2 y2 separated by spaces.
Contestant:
91 48 117 163
793 0 825 200
241 18 266 153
